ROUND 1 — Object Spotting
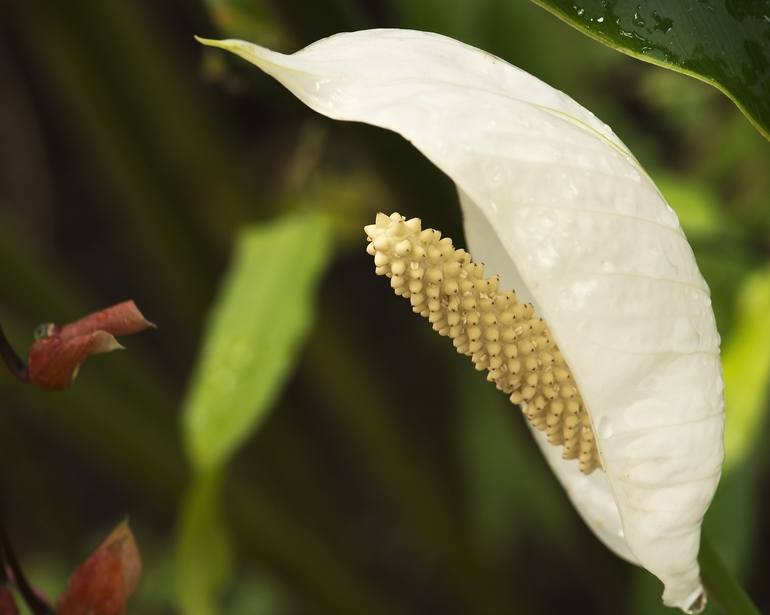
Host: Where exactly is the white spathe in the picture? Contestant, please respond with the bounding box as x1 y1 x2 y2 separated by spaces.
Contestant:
198 29 725 612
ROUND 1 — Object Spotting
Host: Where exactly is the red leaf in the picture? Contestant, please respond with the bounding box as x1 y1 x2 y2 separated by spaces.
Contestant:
0 587 18 615
57 301 154 340
58 521 141 615
27 301 154 390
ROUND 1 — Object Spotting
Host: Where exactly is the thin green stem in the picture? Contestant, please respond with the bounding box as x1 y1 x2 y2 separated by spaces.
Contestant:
700 535 760 615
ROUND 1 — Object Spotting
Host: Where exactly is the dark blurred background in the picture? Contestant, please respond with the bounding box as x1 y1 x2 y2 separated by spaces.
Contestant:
0 0 769 613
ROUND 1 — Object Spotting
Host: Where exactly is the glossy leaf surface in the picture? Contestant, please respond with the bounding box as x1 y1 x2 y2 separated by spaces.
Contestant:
530 0 770 140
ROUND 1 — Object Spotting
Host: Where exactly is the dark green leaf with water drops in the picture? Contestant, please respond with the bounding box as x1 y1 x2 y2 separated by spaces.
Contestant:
529 0 770 140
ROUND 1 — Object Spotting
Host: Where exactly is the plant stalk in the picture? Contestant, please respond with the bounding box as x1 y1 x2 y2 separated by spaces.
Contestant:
0 325 27 382
0 511 54 615
700 535 760 615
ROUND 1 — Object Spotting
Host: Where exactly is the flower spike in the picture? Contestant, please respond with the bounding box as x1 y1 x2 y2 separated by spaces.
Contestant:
366 212 601 473
198 28 724 612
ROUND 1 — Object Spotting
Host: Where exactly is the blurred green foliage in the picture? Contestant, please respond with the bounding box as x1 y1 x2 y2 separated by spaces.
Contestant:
177 470 233 615
0 1 769 614
178 212 331 615
722 268 770 472
183 213 332 472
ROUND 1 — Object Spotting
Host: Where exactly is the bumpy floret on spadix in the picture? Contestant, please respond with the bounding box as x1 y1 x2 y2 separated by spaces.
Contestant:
366 212 602 474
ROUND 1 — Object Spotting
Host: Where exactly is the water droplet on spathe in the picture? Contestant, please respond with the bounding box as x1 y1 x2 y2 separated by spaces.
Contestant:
598 416 614 439
685 591 707 614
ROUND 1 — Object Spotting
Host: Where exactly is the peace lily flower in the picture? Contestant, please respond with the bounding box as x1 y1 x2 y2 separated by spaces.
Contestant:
197 30 724 612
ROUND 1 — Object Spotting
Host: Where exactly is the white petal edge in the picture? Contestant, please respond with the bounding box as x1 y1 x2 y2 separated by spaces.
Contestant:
199 29 725 611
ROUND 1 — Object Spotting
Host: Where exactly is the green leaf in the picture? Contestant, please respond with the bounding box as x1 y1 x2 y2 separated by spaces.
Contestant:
175 470 233 615
721 266 770 470
699 537 762 615
183 211 332 472
178 273 333 615
699 267 770 586
655 174 724 240
529 0 770 141
226 574 287 615
704 466 758 578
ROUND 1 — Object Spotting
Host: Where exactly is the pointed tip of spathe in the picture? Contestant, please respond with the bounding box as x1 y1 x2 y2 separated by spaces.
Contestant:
194 35 226 48
193 35 213 45
191 35 290 75
193 35 250 54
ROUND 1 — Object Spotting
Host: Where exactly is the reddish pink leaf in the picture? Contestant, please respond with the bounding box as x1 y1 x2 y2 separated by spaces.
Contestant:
28 332 122 390
57 301 154 340
0 587 18 615
58 521 141 615
26 301 154 390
